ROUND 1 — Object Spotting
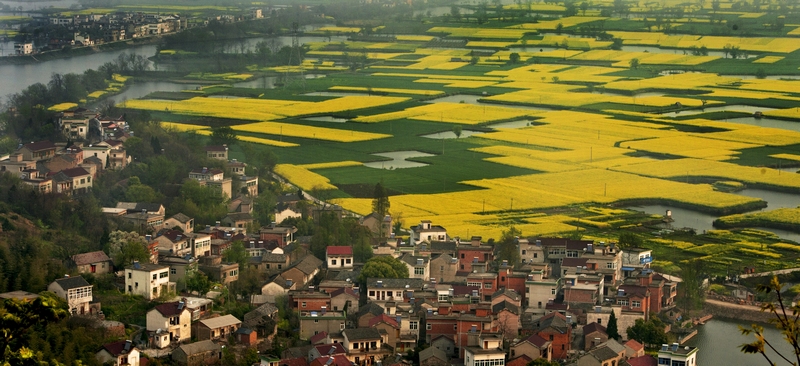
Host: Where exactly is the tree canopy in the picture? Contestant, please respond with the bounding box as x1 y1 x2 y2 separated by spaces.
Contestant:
626 316 668 346
358 256 409 283
607 311 621 340
495 226 522 266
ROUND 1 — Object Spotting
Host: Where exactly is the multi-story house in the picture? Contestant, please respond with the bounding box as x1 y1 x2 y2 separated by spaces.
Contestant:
430 254 459 283
146 301 192 348
526 270 562 310
19 140 56 161
457 237 494 273
425 311 495 358
326 246 354 269
533 312 572 359
342 328 388 365
657 343 698 366
330 287 358 313
124 262 175 300
510 333 552 361
299 310 346 340
204 145 228 160
159 255 198 291
411 220 447 245
466 272 498 302
47 276 95 315
537 237 595 276
164 213 194 234
292 291 332 312
401 254 430 281
464 334 506 366
260 224 298 247
154 230 191 256
189 167 232 198
519 238 546 264
95 340 139 366
52 167 92 195
198 255 239 285
281 255 322 288
0 153 36 177
366 278 424 311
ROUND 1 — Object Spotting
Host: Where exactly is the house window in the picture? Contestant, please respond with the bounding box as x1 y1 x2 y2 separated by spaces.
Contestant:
160 271 169 278
302 302 307 308
607 262 617 269
534 253 538 258
152 274 157 280
345 258 351 264
332 260 337 265
567 251 578 258
461 254 465 258
618 299 629 306
397 291 403 297
426 324 432 330
483 283 492 289
467 282 481 287
453 325 457 330
314 319 319 323
170 268 177 275
551 288 556 295
632 300 641 308
415 268 424 275
410 321 418 330
438 294 448 302
278 265 282 269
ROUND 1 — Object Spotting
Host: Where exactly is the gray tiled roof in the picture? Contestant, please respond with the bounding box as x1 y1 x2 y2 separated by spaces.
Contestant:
292 255 323 275
367 278 424 289
53 276 90 290
343 328 381 341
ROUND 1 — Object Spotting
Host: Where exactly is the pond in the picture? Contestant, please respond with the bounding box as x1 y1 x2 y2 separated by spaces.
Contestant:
624 188 800 241
660 105 776 117
724 117 800 133
424 94 555 111
109 81 200 102
304 116 348 123
686 318 792 366
421 130 482 139
364 151 435 170
488 120 539 129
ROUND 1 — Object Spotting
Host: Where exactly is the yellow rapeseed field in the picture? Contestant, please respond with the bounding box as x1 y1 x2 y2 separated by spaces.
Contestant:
232 122 391 143
275 164 337 191
299 161 363 169
329 86 443 96
48 103 78 112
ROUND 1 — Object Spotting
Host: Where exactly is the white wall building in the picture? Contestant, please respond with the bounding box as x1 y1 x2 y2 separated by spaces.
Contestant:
125 262 175 300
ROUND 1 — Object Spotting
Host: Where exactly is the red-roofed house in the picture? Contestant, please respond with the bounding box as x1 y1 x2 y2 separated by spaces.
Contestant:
310 355 351 366
326 246 353 269
369 313 400 348
510 333 552 361
627 355 658 366
625 339 645 358
95 340 140 366
534 312 570 359
507 355 532 366
280 356 310 366
53 167 92 195
309 343 347 360
146 301 192 348
71 250 112 275
309 331 329 345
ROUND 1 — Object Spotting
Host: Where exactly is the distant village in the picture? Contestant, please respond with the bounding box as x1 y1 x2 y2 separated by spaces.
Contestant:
6 7 268 56
0 107 699 366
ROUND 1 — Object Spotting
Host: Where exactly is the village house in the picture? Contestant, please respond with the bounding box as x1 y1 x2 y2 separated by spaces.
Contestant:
164 213 194 233
95 340 139 366
366 278 424 311
124 262 175 300
299 310 346 340
71 250 112 275
457 237 494 273
52 167 93 195
583 322 609 351
419 346 448 366
146 301 192 348
260 224 298 247
326 246 354 269
47 275 97 316
342 328 387 365
189 167 232 198
533 312 572 359
410 220 447 245
281 255 323 288
429 253 459 283
193 314 242 340
510 333 552 361
171 340 222 366
360 212 392 239
198 255 239 285
400 254 430 281
330 287 358 312
19 140 57 161
463 334 505 366
204 145 228 160
292 291 332 312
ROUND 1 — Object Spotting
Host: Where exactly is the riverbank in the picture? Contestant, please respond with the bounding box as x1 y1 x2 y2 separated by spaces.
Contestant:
704 298 775 324
0 37 162 65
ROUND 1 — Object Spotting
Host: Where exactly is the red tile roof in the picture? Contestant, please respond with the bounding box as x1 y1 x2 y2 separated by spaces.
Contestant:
60 167 90 178
507 355 532 366
310 355 351 366
313 343 346 356
280 356 310 366
326 246 353 256
102 340 135 356
583 322 607 335
309 331 328 344
205 145 228 152
522 333 550 348
153 302 189 317
368 313 399 328
627 356 658 366
625 339 644 351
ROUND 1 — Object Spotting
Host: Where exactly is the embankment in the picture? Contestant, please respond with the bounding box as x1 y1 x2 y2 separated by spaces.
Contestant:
704 299 775 324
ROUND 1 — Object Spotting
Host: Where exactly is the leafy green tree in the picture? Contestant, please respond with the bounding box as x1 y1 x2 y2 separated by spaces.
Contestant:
607 311 621 340
678 261 705 315
527 358 560 366
629 58 640 69
222 240 248 268
210 126 238 146
186 271 211 296
114 240 150 268
618 232 643 249
0 291 69 362
124 176 160 202
372 182 390 218
495 226 522 266
452 125 463 139
509 52 521 64
626 316 668 346
358 256 409 283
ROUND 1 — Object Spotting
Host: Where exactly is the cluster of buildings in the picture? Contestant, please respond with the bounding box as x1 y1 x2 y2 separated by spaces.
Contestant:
12 8 266 55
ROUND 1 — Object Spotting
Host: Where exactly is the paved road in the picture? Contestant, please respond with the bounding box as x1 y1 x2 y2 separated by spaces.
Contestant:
740 267 800 279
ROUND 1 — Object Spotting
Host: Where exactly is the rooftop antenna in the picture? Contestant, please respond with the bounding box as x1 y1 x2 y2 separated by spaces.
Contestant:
284 21 305 90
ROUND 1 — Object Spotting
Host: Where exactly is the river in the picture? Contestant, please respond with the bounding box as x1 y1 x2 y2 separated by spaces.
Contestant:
686 318 793 366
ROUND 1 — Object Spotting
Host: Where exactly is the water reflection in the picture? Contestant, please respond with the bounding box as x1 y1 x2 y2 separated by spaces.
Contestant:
364 151 434 169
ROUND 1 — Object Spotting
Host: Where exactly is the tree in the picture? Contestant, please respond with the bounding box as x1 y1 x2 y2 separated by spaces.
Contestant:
618 232 643 249
357 256 409 283
222 240 248 268
124 176 160 202
114 240 151 267
555 23 564 34
526 359 560 366
210 126 238 146
679 261 705 315
740 276 800 365
607 311 621 340
509 52 521 64
450 5 462 21
372 182 390 218
626 316 668 346
0 291 69 362
452 125 463 139
496 226 522 266
186 271 211 296
580 1 589 15
629 58 640 69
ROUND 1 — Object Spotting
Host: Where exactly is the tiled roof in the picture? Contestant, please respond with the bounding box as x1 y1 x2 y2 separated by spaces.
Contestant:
625 339 644 351
492 300 520 315
491 288 521 301
590 346 621 361
152 301 188 317
627 356 658 366
367 277 424 289
356 302 384 318
562 258 589 267
309 331 328 344
313 343 346 356
170 213 192 223
535 312 569 334
53 276 90 290
368 314 399 328
198 314 241 329
583 322 607 335
59 167 90 178
310 355 350 366
177 340 220 355
343 328 382 341
101 340 135 356
204 145 228 152
279 356 309 366
291 255 323 275
22 140 56 152
598 339 626 354
419 347 447 363
326 246 353 256
330 287 358 299
190 168 224 175
520 333 550 348
71 251 110 266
